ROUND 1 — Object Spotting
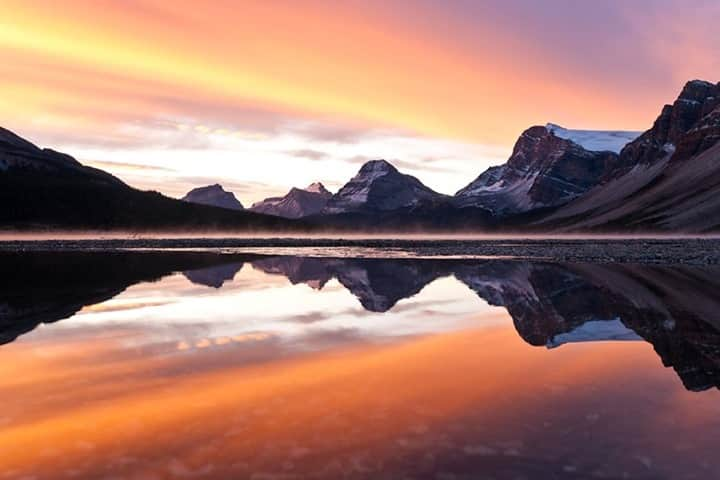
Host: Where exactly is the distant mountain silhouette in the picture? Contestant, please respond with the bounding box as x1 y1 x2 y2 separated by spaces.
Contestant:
182 184 244 211
0 127 303 231
250 182 332 218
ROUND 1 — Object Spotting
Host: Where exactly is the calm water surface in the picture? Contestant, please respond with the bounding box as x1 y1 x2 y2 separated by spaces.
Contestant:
2 250 720 479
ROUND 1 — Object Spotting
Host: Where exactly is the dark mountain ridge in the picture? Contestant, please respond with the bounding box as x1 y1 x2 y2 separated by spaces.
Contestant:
182 184 244 211
0 127 306 231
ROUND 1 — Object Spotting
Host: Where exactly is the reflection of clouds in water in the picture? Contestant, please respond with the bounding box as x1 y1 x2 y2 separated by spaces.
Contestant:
11 252 720 400
280 298 471 325
177 332 273 351
28 269 496 356
79 300 173 314
8 255 720 478
3 327 719 480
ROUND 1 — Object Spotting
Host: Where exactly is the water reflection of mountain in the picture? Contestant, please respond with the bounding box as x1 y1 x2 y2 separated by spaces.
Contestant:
0 251 260 344
253 257 453 311
3 252 720 391
251 257 720 392
183 261 245 288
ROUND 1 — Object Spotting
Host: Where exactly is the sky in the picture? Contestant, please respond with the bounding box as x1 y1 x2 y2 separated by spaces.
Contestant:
1 0 718 205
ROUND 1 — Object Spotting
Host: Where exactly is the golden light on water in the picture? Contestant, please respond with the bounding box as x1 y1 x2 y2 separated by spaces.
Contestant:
0 324 690 478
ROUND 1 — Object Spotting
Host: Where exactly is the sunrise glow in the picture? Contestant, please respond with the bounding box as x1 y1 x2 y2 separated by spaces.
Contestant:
2 0 718 203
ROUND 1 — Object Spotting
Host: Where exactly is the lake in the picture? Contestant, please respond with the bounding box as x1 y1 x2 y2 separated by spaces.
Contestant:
2 249 720 479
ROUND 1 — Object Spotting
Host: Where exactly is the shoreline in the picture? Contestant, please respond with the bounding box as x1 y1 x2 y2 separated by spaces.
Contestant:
2 237 719 265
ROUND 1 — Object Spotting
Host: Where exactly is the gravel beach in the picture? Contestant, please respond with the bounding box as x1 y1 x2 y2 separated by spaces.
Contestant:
2 237 720 264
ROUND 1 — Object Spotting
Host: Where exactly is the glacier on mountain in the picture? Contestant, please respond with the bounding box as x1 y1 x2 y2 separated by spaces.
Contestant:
546 123 642 153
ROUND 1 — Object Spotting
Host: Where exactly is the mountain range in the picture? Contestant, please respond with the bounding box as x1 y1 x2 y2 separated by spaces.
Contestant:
250 182 332 218
0 127 303 231
4 79 720 232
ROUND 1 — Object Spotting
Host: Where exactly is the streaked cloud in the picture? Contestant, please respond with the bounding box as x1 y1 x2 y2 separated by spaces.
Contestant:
287 149 329 161
344 155 454 174
0 0 717 203
85 160 176 174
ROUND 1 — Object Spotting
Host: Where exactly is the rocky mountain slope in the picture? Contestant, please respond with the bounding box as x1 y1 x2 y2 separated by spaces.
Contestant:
182 184 244 210
251 182 332 218
542 80 720 231
323 160 446 214
454 125 638 216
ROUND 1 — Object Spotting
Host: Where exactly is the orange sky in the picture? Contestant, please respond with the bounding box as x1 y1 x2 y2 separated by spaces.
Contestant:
1 0 718 201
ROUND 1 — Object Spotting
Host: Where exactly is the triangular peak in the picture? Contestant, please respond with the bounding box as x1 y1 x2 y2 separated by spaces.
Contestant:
305 182 331 195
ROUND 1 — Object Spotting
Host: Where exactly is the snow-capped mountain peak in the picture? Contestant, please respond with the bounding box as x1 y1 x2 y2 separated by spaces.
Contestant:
455 125 621 215
323 159 443 214
356 159 397 179
545 123 642 154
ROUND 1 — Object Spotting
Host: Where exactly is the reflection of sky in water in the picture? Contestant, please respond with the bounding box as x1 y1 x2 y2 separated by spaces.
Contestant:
23 264 504 355
4 256 720 479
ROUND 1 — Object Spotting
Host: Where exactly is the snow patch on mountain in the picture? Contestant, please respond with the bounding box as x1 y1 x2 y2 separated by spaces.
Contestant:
456 124 624 216
547 318 641 348
457 170 538 206
337 161 393 205
546 123 641 153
